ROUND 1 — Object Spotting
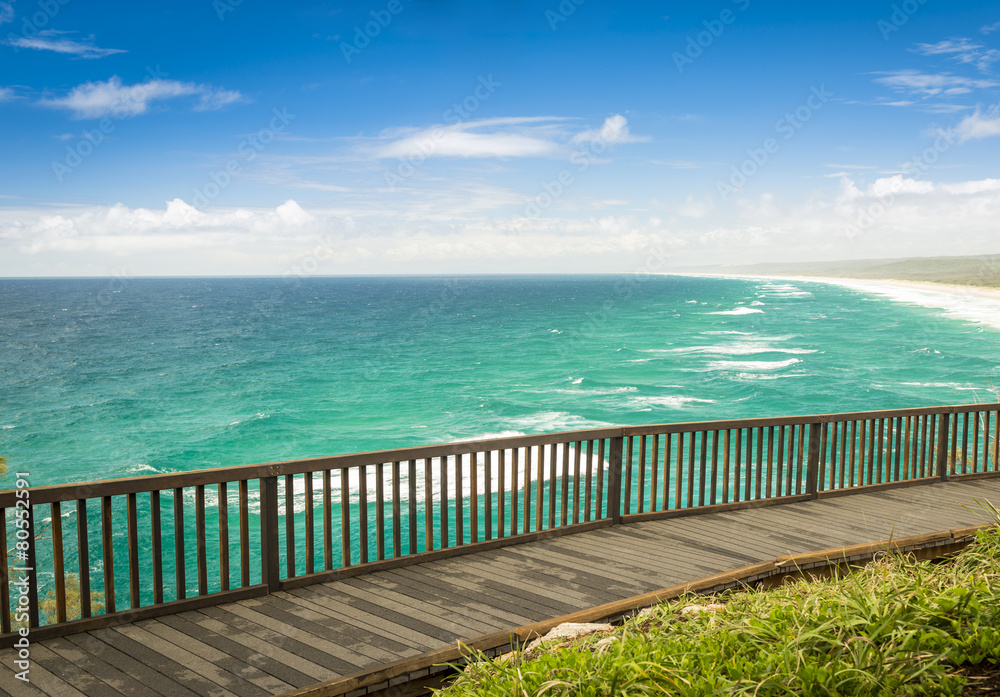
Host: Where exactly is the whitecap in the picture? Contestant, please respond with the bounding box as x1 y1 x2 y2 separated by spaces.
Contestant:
706 358 802 371
707 307 765 315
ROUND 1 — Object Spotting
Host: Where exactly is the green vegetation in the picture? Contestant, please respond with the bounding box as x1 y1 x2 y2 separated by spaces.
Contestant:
443 512 1000 696
697 253 1000 288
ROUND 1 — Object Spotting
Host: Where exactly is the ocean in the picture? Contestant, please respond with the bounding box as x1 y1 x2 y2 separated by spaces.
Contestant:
3 274 999 488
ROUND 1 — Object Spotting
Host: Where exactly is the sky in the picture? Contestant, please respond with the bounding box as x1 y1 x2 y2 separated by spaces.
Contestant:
1 0 999 276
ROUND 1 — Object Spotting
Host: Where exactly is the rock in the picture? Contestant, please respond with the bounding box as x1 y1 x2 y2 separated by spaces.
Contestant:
680 603 725 616
593 636 618 654
524 622 613 655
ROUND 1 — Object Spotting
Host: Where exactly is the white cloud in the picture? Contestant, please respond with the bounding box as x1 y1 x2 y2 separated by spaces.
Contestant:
7 31 127 59
873 70 1000 98
913 38 1000 72
954 106 1000 142
373 114 645 161
0 86 14 102
571 114 648 146
980 21 1000 35
0 2 12 25
39 76 245 119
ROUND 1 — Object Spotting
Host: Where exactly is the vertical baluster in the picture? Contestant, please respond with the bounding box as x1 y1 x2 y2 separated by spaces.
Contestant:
902 417 912 479
649 435 659 513
424 458 433 553
710 431 720 505
77 500 91 618
971 411 981 473
721 431 730 504
765 426 775 499
535 446 544 532
173 488 185 601
754 428 763 500
744 429 754 501
876 419 886 483
892 417 906 482
196 484 208 595
439 457 449 549
514 447 524 535
795 424 805 494
376 464 385 561
636 436 646 514
322 472 332 571
483 452 492 542
698 432 708 507
102 496 115 613
237 481 250 584
573 442 582 523
550 443 560 528
782 425 793 495
733 430 743 503
408 460 417 555
359 466 369 563
470 452 479 544
993 409 1000 472
392 462 402 557
817 424 828 493
596 439 605 519
305 472 316 572
454 454 464 546
687 431 696 508
284 475 296 577
921 415 932 477
559 443 569 526
675 432 683 510
259 477 280 593
866 419 876 485
218 483 230 591
341 468 352 567
50 501 67 623
127 493 140 607
151 491 164 602
497 450 506 537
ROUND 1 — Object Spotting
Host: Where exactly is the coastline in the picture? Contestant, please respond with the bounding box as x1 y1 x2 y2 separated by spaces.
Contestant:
668 272 1000 331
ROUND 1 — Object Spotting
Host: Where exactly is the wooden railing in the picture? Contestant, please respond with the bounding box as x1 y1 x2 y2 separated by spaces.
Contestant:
1 402 998 647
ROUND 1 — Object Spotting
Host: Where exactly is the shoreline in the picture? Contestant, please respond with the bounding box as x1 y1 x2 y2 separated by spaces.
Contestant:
667 272 1000 331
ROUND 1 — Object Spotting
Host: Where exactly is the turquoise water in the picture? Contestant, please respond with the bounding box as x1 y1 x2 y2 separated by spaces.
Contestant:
2 274 999 488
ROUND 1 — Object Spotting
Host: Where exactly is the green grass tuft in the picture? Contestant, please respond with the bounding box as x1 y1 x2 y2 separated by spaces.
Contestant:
441 519 1000 696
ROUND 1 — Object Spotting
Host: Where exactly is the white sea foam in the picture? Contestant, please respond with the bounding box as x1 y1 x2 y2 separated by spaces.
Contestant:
626 396 717 409
706 307 765 316
899 381 982 391
706 358 803 371
652 343 817 357
551 386 638 396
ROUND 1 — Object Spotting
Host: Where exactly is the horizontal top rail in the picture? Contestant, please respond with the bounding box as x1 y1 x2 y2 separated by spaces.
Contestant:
2 401 997 507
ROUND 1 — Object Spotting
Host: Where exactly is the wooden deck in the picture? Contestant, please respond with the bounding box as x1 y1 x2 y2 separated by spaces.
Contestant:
3 476 1000 697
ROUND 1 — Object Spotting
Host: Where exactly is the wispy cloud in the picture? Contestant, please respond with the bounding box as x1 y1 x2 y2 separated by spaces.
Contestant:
912 38 1000 72
0 86 14 102
955 106 1000 142
872 70 999 97
0 2 12 25
981 21 1000 35
372 114 645 161
7 31 127 59
39 76 246 119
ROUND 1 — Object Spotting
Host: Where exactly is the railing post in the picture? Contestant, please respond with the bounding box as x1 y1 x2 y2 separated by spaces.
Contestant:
805 422 821 499
607 435 624 524
260 475 280 593
936 412 950 481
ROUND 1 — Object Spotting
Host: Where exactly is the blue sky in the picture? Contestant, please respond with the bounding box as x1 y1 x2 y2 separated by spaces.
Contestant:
1 0 999 276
